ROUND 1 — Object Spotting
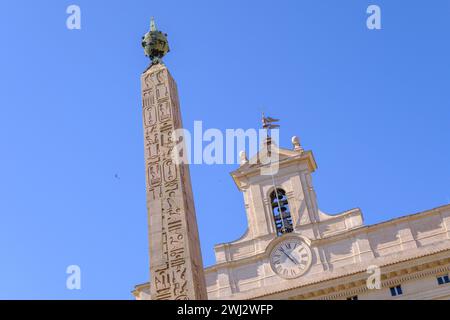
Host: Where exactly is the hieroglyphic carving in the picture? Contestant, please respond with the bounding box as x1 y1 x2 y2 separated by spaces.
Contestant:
145 129 160 160
158 101 171 121
148 163 161 187
144 105 156 126
141 64 207 300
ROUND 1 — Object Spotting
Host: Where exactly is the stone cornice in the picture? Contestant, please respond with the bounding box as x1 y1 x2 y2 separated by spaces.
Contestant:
205 204 450 273
230 150 317 191
308 203 450 246
134 238 450 300
319 256 450 300
134 250 450 300
233 243 450 300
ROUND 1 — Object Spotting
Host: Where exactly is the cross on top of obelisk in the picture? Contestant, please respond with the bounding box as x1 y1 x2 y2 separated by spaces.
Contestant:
141 17 170 66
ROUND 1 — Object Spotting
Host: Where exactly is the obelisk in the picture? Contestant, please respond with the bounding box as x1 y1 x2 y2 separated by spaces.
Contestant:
140 19 207 300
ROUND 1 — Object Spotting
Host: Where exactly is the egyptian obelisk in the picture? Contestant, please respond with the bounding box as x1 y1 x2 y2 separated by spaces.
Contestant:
140 19 207 300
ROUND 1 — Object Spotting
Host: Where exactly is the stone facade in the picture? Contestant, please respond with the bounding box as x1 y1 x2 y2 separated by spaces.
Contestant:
134 134 450 300
204 140 450 300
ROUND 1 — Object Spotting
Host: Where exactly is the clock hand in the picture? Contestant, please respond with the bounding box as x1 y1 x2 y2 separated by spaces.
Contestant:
280 248 299 265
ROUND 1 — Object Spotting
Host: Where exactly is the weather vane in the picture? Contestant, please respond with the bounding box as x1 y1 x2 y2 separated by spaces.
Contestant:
262 113 280 138
141 17 170 65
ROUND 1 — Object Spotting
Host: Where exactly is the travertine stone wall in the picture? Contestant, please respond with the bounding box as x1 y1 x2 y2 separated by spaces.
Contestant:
204 204 450 300
202 146 450 300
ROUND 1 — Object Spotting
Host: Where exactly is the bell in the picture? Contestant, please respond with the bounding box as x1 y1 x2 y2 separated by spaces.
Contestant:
281 212 290 219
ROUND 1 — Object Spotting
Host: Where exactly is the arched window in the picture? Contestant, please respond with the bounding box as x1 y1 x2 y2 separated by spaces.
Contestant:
270 189 293 236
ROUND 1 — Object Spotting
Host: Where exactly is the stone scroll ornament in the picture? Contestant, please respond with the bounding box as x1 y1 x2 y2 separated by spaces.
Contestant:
141 18 208 300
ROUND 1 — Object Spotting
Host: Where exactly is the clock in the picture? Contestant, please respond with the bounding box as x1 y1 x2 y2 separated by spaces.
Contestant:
269 237 312 279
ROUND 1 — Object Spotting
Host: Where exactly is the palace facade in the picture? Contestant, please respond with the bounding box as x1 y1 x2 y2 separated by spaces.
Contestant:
134 138 450 300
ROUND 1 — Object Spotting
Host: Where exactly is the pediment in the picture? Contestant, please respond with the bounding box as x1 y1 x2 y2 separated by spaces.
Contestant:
231 142 317 190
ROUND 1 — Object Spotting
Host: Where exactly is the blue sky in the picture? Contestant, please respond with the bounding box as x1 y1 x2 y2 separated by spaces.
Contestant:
0 0 449 299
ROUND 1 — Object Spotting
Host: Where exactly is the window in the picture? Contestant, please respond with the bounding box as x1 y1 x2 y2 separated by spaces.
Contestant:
346 296 358 300
437 275 450 285
390 285 403 297
270 189 293 236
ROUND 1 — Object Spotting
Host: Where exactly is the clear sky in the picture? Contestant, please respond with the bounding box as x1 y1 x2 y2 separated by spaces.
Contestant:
0 0 449 299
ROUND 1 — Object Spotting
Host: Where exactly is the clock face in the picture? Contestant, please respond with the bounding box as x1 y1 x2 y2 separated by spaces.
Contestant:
269 238 312 279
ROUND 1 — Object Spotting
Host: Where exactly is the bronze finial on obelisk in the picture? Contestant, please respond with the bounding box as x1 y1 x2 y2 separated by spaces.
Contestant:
142 17 170 67
140 19 207 300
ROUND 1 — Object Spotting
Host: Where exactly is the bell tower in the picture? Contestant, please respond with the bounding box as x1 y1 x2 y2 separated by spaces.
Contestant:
231 135 321 241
